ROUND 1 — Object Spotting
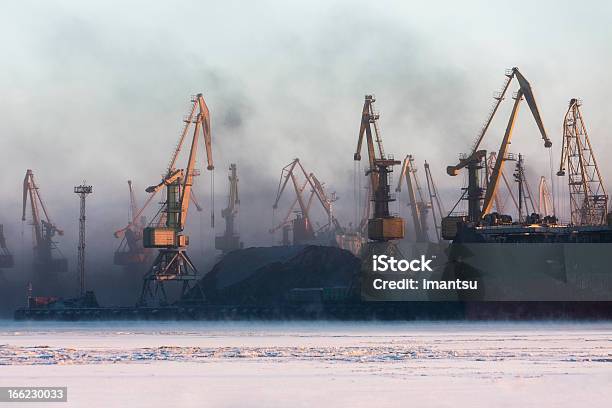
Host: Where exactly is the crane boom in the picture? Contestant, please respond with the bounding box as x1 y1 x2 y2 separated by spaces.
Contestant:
114 95 209 239
424 161 446 242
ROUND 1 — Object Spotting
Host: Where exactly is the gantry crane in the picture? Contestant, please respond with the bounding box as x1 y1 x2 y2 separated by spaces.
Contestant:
139 93 213 305
423 161 446 243
446 67 551 223
215 163 242 254
396 155 430 242
0 225 14 269
271 158 341 245
557 99 607 225
114 180 152 266
22 169 67 275
354 95 404 241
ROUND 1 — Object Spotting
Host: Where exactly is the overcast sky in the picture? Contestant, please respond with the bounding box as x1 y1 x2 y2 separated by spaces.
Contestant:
2 0 612 262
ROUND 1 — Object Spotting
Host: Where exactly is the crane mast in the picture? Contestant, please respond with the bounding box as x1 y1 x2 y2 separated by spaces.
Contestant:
139 93 213 305
396 155 430 242
557 99 607 225
354 95 404 241
21 169 67 275
446 68 551 223
215 164 242 254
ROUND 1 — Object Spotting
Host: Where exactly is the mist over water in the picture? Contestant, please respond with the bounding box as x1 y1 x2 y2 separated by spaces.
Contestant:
2 0 612 312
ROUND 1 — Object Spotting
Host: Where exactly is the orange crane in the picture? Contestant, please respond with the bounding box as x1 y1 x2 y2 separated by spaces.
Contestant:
446 67 551 223
113 99 205 264
22 169 67 274
557 99 607 225
114 180 152 266
396 155 430 242
354 95 404 241
0 225 13 269
215 164 242 254
139 94 213 305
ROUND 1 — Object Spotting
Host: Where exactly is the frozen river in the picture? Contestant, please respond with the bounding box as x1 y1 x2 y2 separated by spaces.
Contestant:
0 321 610 407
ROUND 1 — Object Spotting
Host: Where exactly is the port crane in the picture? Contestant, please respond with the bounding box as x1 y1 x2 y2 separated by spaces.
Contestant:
423 161 446 243
215 164 242 254
354 95 404 241
22 169 67 275
396 155 430 242
114 180 152 266
271 158 341 245
139 94 213 305
446 67 552 223
272 159 316 245
557 99 607 225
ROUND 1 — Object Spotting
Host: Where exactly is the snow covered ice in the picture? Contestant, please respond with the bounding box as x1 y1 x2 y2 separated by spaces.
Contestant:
0 321 610 407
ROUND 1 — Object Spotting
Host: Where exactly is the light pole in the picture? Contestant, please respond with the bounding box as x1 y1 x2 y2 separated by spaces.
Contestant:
74 183 92 297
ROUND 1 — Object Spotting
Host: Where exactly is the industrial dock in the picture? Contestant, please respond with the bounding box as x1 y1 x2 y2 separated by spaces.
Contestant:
5 68 612 321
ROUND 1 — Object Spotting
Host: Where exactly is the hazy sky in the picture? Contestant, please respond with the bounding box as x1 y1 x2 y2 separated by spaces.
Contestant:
2 0 612 261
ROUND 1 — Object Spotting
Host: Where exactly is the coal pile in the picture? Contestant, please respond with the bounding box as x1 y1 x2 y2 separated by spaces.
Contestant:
186 245 360 305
